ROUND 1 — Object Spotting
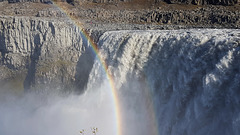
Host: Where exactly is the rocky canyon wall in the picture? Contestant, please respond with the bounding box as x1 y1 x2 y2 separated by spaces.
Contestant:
0 16 101 94
1 0 239 6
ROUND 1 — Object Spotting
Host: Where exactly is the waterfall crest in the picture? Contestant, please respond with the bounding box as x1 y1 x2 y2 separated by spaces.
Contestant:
87 29 240 135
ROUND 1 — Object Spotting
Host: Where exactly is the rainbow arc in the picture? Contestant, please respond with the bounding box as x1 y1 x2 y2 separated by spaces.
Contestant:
52 2 122 135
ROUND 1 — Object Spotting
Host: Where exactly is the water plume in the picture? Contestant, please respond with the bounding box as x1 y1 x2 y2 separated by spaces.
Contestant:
0 81 116 135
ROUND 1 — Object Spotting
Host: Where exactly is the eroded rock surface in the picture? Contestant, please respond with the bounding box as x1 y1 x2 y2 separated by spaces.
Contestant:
0 16 100 93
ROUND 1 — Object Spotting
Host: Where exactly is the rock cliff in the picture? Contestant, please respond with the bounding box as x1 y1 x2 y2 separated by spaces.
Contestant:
75 6 240 29
2 0 239 6
8 0 51 3
159 0 238 5
0 1 240 29
0 16 101 93
85 0 239 5
0 1 239 93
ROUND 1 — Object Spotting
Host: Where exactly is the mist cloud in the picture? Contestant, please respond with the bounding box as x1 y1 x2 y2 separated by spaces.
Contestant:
0 81 116 135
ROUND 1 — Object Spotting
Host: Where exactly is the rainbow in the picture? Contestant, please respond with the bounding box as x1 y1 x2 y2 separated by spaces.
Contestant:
51 2 122 135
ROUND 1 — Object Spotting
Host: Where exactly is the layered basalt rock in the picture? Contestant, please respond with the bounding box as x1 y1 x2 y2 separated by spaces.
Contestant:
0 16 101 93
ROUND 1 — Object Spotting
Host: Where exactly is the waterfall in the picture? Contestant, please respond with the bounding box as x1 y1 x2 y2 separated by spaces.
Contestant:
87 29 240 135
0 29 239 135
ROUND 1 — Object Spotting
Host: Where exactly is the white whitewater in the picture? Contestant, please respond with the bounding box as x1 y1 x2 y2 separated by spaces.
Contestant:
0 29 239 135
88 29 240 135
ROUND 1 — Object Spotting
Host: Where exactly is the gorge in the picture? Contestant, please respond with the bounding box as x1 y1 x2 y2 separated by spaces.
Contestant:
0 1 240 135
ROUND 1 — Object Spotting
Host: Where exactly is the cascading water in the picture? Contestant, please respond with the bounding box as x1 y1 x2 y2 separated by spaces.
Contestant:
89 29 240 135
0 29 240 135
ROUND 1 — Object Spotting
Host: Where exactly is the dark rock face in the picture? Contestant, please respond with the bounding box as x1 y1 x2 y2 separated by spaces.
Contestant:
73 5 240 29
85 0 239 5
143 7 240 28
156 0 238 5
1 0 239 6
164 0 238 5
8 0 52 3
88 0 238 5
5 0 132 3
86 0 131 3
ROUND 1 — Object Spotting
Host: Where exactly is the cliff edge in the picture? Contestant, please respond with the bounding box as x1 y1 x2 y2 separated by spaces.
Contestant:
0 1 239 93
